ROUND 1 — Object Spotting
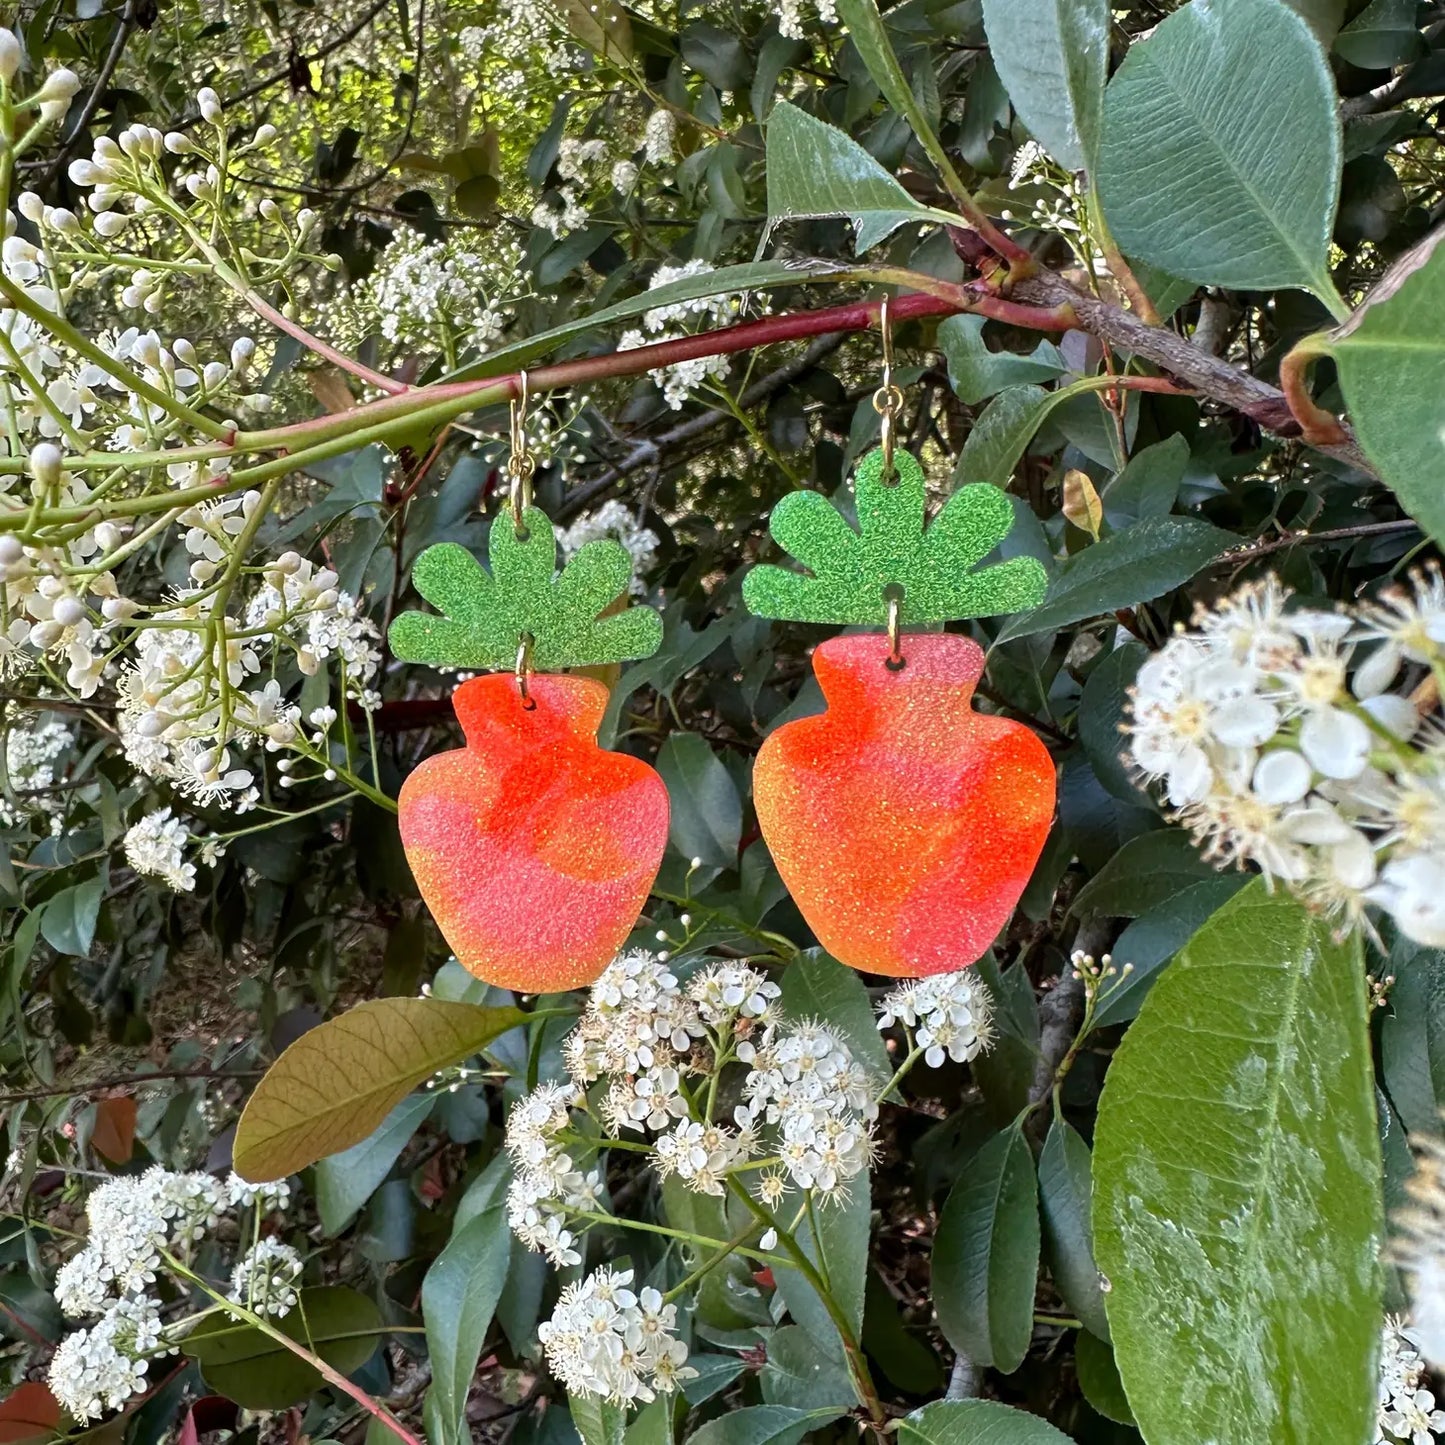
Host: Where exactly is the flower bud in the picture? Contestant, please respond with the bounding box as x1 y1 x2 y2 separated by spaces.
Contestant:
51 596 85 627
48 208 77 233
196 86 222 123
28 620 61 648
165 132 192 155
259 198 279 221
202 361 227 388
93 211 129 238
15 191 41 223
94 522 123 551
230 336 255 371
36 68 79 103
28 442 62 490
254 123 277 146
0 30 22 85
132 331 161 370
173 337 197 366
0 535 23 565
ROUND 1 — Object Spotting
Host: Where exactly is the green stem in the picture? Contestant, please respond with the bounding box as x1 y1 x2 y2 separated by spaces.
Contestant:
725 1179 886 1428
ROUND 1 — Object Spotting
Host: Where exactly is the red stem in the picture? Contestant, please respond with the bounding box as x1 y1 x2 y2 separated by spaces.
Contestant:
242 289 407 396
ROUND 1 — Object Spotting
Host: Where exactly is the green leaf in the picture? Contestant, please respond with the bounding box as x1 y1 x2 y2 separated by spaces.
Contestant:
1093 881 1382 1445
996 516 1239 642
424 1201 513 1445
687 1407 842 1445
233 998 526 1180
183 1287 385 1411
682 1354 747 1405
1075 1330 1134 1426
1096 0 1342 304
970 955 1040 1126
1330 231 1445 549
933 1123 1040 1371
898 1399 1075 1445
1093 875 1251 1028
1101 434 1190 529
1381 934 1445 1137
570 1395 626 1445
316 1092 435 1235
388 531 662 673
39 877 103 958
1334 0 1425 69
759 1325 855 1409
981 0 1109 172
1037 1117 1109 1339
661 1177 770 1332
938 315 1066 405
956 385 1060 488
862 1270 944 1394
834 0 978 204
779 949 891 1081
1070 829 1216 919
1076 642 1148 803
745 447 1047 626
656 732 741 869
764 101 966 253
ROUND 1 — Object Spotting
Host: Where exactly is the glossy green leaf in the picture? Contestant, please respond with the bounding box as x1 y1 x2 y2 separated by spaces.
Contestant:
234 999 526 1180
570 1395 626 1445
1096 0 1342 303
981 0 1109 172
688 1407 842 1445
1037 1117 1109 1339
765 101 965 252
1075 1330 1134 1426
423 1197 512 1445
933 1123 1040 1371
938 315 1066 405
1093 875 1251 1028
39 878 103 958
656 732 741 869
1101 434 1190 528
1334 0 1425 69
1077 641 1149 803
1093 881 1382 1445
897 1399 1074 1445
1381 934 1445 1137
1070 829 1216 919
955 385 1060 488
996 516 1239 642
1331 231 1445 548
862 1270 944 1395
183 1287 385 1411
759 1325 854 1408
316 1092 435 1235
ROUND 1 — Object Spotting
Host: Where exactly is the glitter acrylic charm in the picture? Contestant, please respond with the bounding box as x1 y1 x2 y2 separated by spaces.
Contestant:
744 447 1055 976
388 512 667 992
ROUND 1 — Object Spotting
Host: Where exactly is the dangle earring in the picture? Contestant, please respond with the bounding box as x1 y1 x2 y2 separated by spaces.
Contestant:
387 372 670 991
743 297 1057 976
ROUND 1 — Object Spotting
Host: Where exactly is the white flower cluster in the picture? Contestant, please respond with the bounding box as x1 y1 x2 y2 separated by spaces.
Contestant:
876 967 994 1066
558 500 660 595
538 1266 695 1404
344 227 519 364
778 0 840 40
618 261 755 410
49 1167 291 1420
1129 576 1445 944
1379 1316 1445 1445
739 1017 878 1200
230 1237 304 1318
505 1080 603 1267
563 949 707 1132
123 806 195 891
0 714 70 829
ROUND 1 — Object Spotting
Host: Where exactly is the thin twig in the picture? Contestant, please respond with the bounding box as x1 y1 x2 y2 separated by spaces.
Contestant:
0 1066 262 1105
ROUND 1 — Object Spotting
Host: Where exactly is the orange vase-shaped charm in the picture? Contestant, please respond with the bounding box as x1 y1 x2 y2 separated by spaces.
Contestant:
754 633 1055 976
399 674 668 992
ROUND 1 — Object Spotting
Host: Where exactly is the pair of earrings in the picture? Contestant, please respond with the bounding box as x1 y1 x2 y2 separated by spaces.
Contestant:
390 303 1057 991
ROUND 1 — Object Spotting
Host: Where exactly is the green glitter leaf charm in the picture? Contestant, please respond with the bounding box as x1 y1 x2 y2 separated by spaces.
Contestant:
743 446 1048 626
388 508 663 671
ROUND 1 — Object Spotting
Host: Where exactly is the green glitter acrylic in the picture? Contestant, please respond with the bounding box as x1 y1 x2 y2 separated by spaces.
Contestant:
388 510 663 671
742 446 1048 626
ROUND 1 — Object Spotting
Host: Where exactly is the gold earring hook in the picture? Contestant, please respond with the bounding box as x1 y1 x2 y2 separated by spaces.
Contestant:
515 629 535 708
508 369 536 538
871 295 903 485
885 586 906 671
